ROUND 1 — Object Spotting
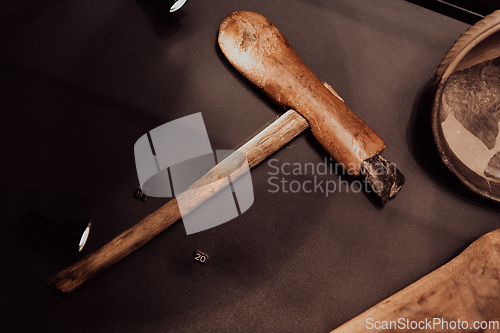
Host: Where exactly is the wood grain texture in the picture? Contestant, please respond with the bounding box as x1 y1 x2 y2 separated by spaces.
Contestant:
47 110 309 293
330 229 500 332
47 199 182 293
218 11 386 176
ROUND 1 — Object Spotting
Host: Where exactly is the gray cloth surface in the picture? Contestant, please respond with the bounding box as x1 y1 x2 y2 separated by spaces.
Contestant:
1 1 498 332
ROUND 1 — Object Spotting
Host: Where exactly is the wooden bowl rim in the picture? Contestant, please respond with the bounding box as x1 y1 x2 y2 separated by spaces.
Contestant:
432 10 500 202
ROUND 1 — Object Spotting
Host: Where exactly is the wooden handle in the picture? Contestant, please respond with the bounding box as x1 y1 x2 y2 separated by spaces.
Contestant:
330 229 500 332
218 11 386 176
47 110 309 293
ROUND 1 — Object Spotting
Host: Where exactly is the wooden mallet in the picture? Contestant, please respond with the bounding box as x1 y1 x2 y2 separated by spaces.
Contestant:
218 11 404 201
48 11 404 293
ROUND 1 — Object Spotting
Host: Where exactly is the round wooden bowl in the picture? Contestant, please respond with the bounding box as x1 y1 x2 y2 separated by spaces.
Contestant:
432 10 500 202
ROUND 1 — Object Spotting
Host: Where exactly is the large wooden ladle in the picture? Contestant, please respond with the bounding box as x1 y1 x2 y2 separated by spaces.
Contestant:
330 228 500 332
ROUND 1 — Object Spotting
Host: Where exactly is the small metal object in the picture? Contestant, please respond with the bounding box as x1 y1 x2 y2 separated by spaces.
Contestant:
20 213 92 252
154 0 188 13
135 0 188 13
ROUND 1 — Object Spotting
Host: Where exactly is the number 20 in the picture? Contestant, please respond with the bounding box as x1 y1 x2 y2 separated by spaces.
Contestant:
195 252 207 263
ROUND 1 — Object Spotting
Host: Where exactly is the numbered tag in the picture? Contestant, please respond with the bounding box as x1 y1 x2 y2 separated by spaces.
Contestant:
134 187 148 202
194 251 209 265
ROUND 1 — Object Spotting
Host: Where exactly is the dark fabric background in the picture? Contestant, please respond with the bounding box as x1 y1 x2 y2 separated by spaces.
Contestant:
1 1 498 332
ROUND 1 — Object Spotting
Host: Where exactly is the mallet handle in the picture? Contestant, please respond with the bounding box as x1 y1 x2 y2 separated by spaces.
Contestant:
47 110 309 293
